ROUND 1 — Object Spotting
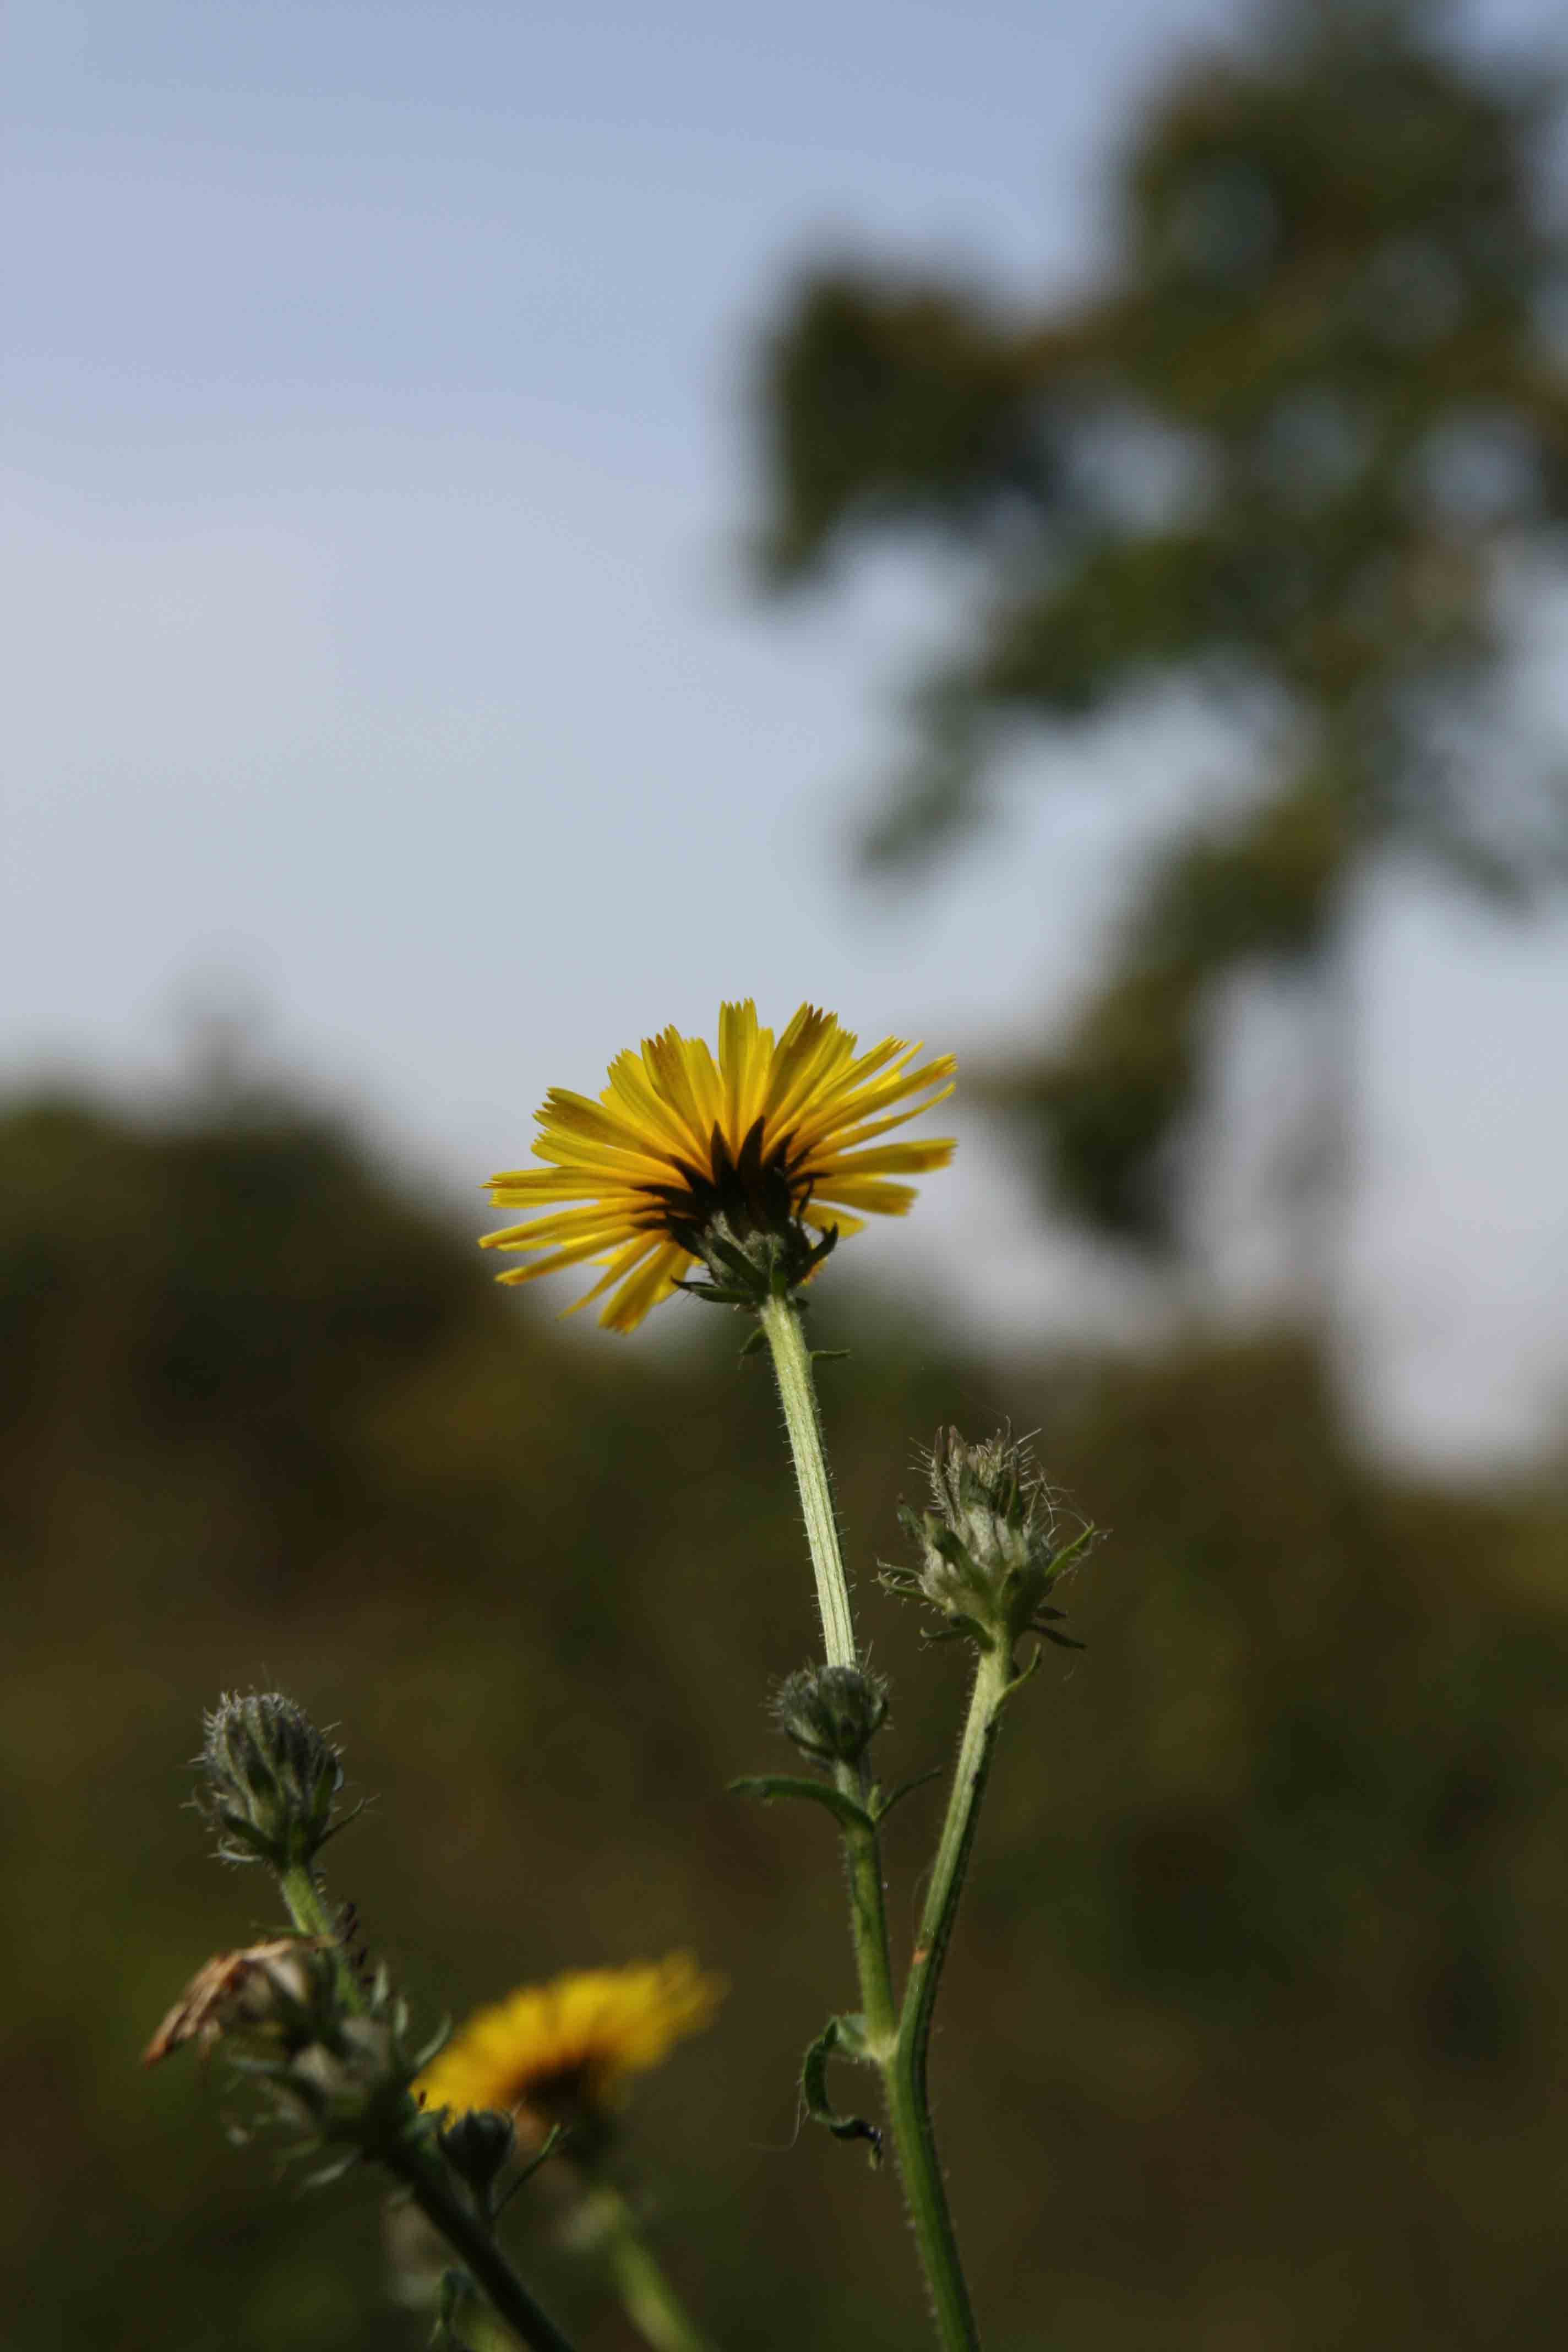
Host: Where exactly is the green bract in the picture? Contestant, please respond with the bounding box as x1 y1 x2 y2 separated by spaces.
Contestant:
198 1691 356 1871
886 1428 1095 1656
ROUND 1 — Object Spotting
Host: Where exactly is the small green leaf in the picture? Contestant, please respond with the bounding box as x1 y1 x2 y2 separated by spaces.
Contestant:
1049 1523 1099 1575
494 2124 567 2216
871 1765 945 1824
728 1774 874 1833
737 1326 769 1361
810 1347 851 1364
410 2017 453 2073
1003 1643 1046 1698
313 1796 369 1850
433 2267 475 2347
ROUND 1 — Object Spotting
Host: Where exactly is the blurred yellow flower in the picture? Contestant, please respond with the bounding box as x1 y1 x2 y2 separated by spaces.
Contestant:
482 999 955 1331
415 1955 724 2126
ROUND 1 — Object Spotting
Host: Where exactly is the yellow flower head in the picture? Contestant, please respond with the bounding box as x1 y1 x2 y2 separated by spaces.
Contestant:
482 999 955 1331
414 1955 723 2128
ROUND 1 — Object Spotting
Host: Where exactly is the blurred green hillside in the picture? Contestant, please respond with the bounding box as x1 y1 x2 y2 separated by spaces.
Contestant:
3 1081 1566 2349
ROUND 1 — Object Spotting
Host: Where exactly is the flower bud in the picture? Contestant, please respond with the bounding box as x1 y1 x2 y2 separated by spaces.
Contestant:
889 1428 1092 1654
772 1663 889 1766
438 2108 516 2202
198 1690 349 1870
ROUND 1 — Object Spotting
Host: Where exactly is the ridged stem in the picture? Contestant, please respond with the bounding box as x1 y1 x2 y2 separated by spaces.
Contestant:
757 1293 857 1669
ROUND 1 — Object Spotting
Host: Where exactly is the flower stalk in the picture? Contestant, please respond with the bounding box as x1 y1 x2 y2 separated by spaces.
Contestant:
756 1293 857 1671
756 1295 982 2352
277 1862 364 2018
891 1644 1012 2352
386 2142 580 2352
580 2186 718 2352
168 1690 586 2352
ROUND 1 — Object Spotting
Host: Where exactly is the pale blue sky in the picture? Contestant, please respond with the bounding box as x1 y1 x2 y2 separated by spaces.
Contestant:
4 0 1567 1465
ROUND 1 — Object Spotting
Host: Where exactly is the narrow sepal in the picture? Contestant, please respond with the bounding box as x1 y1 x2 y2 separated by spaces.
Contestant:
870 1765 945 1824
493 2123 567 2218
302 2149 362 2190
1003 1643 1046 1698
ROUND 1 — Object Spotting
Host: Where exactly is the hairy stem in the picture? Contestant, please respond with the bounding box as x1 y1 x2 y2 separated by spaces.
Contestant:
757 1293 982 2351
757 1293 857 1669
277 1860 364 2017
893 1646 1011 2352
900 1646 1010 2068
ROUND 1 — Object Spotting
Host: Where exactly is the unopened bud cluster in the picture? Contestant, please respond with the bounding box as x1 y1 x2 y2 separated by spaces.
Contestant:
148 1933 438 2171
153 1693 448 2186
887 1428 1091 1656
272 1997 431 2159
772 1663 889 1766
199 1690 350 1870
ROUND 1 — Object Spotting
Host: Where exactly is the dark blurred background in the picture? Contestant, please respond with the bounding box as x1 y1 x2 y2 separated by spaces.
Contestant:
6 3 1568 2347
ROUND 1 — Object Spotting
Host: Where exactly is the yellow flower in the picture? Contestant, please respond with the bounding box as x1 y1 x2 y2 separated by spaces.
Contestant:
482 999 955 1331
415 1955 723 2127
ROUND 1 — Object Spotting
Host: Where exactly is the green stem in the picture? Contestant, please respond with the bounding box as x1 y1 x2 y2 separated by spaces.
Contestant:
892 1647 1010 2352
277 1866 577 2352
757 1293 856 1669
277 1859 365 2017
838 1799 900 2054
582 2186 717 2352
900 1648 1010 2061
756 1294 981 2351
386 2145 580 2352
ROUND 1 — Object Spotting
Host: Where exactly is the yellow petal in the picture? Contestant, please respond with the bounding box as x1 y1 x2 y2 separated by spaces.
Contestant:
813 1137 956 1180
808 1177 919 1216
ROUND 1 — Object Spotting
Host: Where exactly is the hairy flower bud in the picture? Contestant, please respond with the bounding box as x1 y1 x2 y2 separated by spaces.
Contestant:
887 1428 1093 1655
198 1690 350 1870
771 1663 889 1766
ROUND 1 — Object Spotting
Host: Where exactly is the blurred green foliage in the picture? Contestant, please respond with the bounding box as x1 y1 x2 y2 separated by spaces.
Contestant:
4 1080 1565 2348
752 0 1568 1246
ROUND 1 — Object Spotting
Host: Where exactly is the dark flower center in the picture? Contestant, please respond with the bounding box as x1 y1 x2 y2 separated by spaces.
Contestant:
644 1116 808 1253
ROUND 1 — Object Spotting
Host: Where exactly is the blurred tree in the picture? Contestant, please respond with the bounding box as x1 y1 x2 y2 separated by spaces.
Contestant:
750 0 1568 1287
